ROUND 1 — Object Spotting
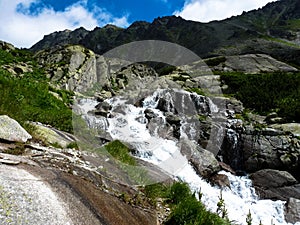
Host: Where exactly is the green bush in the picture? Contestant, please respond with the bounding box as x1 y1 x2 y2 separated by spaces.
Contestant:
220 71 300 122
164 182 231 225
104 140 136 166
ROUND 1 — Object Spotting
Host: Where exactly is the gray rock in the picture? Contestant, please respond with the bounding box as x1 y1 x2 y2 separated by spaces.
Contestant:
211 54 298 73
285 198 300 224
144 109 157 121
180 140 220 178
190 147 221 178
210 173 230 188
250 169 300 200
250 169 297 188
30 122 76 148
35 45 98 93
0 115 32 143
270 123 300 138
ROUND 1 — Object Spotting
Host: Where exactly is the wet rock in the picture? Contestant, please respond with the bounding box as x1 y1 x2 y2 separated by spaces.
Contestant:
210 174 230 188
157 98 175 113
243 133 287 172
180 140 220 178
0 115 32 143
219 162 236 175
285 198 300 224
94 101 112 117
144 108 157 121
165 113 181 125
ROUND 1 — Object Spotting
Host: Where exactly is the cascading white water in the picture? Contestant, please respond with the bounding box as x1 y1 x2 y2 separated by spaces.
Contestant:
75 90 299 225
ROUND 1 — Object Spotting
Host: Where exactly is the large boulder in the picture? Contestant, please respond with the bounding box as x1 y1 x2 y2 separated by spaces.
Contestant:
250 169 300 200
30 122 76 148
180 140 220 178
241 125 300 179
285 198 300 224
0 115 31 143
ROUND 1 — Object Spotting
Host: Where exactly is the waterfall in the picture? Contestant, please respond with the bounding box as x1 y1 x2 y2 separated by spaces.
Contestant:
74 90 299 225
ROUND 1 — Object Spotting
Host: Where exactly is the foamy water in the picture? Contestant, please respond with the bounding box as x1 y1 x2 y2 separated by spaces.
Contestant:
75 90 300 225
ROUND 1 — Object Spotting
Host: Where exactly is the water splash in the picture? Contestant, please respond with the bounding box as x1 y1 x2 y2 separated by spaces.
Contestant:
75 91 299 225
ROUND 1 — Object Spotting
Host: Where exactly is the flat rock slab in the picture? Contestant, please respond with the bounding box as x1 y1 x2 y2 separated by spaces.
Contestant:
0 164 73 225
0 115 32 143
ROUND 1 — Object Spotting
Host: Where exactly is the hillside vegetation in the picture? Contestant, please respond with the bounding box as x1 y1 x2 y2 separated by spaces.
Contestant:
0 48 73 132
220 71 300 122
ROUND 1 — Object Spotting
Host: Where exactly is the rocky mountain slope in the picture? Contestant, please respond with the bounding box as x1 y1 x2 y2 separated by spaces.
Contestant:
31 0 300 67
1 36 300 224
1 0 300 223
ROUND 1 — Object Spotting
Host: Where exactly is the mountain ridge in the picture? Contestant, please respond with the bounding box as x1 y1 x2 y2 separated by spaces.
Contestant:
30 0 300 66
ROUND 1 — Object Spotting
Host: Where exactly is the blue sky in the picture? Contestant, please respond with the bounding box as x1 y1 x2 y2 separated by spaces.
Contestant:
0 0 277 48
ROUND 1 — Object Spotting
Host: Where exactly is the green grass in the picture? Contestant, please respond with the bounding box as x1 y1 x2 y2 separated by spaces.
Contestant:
143 182 232 225
286 19 300 30
0 48 73 132
186 87 206 96
263 36 300 48
104 140 136 166
220 71 300 122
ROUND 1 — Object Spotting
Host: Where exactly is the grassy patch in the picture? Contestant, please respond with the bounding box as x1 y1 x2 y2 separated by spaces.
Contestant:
104 140 136 166
204 56 226 67
143 182 231 225
0 69 73 132
0 48 73 133
186 87 206 96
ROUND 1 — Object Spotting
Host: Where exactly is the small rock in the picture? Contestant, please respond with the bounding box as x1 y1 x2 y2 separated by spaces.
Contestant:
210 174 230 188
144 109 157 121
219 162 236 175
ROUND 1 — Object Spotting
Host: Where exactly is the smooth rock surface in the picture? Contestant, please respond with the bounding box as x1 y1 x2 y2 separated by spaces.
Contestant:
30 122 76 148
0 115 32 143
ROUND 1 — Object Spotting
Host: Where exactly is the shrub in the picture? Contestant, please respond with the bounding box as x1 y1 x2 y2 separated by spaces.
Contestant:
220 71 300 122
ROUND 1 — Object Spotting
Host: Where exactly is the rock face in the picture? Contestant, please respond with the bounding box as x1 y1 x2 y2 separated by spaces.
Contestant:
35 45 98 93
0 115 31 143
250 169 300 201
0 41 15 51
208 54 298 73
285 198 300 224
190 148 221 178
242 126 300 178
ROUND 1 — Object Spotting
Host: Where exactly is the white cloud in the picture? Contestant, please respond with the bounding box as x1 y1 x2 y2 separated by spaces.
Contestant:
174 0 277 23
0 0 129 48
